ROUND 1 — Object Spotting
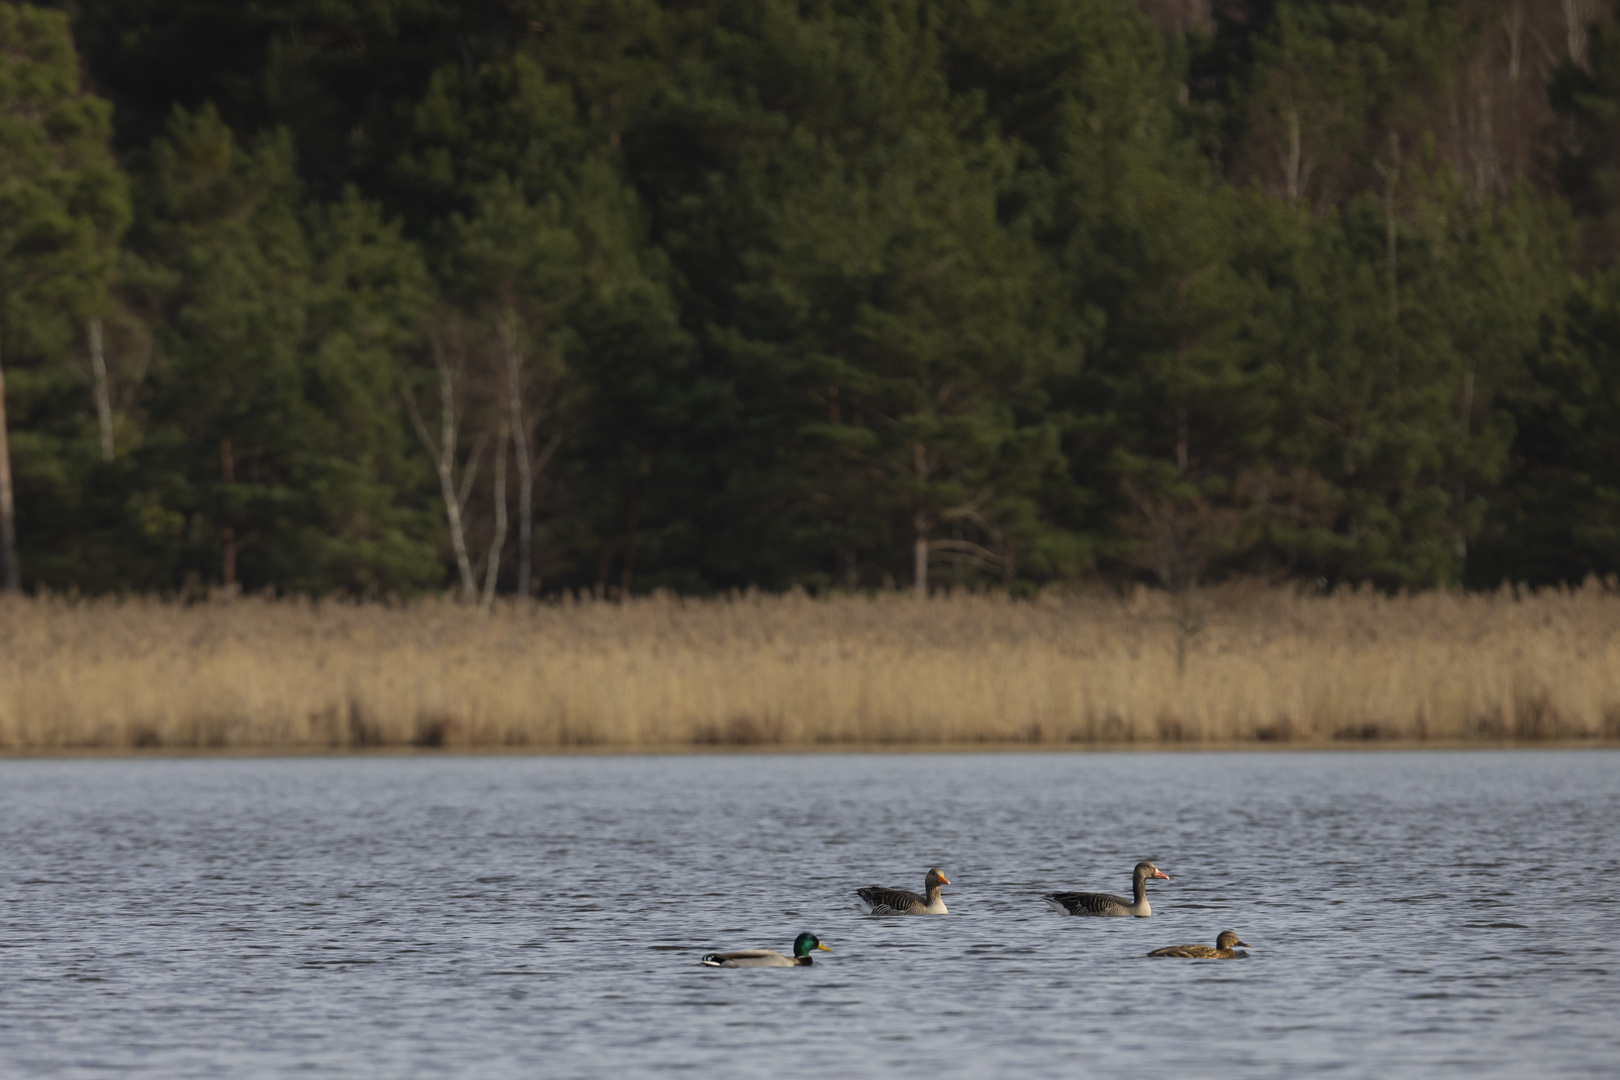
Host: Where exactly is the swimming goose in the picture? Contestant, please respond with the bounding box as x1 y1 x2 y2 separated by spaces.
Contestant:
856 867 950 915
1043 860 1168 917
1148 930 1249 958
701 932 831 968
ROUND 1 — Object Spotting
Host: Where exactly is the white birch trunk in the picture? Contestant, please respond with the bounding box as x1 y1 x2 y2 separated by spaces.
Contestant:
1504 3 1524 81
480 415 509 612
500 311 535 597
1376 132 1402 386
913 527 929 599
1282 101 1302 205
912 442 929 598
1564 0 1593 67
0 343 18 593
406 352 478 601
89 318 113 463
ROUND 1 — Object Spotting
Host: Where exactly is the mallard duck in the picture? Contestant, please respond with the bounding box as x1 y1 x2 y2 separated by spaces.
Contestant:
1148 930 1249 958
1042 860 1169 917
700 932 832 968
856 867 949 915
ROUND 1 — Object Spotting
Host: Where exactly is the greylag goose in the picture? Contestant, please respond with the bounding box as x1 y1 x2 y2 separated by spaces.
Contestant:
856 867 950 915
1148 930 1249 958
1043 860 1168 917
701 932 831 968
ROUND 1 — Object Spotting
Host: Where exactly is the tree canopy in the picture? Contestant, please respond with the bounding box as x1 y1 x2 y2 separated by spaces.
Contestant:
2 0 1618 596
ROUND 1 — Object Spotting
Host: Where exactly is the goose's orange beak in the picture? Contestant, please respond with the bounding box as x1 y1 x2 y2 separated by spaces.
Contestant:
937 874 950 885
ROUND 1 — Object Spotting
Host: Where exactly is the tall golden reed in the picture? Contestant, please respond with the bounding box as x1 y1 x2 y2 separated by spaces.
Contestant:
1 582 1617 752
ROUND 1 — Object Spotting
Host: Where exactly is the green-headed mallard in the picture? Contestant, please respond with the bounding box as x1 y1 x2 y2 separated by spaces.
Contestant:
700 932 831 968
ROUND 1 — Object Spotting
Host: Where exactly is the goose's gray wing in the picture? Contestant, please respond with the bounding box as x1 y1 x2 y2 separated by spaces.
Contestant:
856 885 925 915
700 949 793 968
1043 890 1131 916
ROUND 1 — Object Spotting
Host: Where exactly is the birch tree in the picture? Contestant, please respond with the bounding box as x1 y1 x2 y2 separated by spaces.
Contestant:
404 321 481 601
450 179 577 599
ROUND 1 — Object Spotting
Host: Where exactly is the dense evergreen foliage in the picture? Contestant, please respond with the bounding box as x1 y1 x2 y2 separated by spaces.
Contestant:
1 0 1617 597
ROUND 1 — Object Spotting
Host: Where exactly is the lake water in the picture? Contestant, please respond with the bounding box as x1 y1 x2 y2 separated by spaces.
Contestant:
0 751 1616 1078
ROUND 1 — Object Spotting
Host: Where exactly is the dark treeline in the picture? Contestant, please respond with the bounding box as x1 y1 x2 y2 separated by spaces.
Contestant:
2 0 1618 600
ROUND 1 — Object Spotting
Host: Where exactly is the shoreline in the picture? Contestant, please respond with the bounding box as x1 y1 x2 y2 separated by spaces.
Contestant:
4 738 1618 761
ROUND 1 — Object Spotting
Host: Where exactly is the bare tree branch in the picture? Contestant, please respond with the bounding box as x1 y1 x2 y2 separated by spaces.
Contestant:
403 389 439 460
456 429 490 518
533 429 564 479
928 537 1008 574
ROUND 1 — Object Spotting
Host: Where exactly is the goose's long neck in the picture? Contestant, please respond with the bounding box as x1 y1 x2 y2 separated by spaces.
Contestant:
926 882 941 904
1132 873 1147 904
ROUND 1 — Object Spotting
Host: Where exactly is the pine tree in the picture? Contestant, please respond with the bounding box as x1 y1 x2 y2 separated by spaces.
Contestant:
0 4 129 592
128 107 438 593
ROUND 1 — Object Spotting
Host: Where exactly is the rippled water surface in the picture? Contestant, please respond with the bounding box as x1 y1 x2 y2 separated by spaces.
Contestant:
1 751 1616 1078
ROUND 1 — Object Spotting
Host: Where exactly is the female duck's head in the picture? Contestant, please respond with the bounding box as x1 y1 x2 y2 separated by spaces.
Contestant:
793 932 832 958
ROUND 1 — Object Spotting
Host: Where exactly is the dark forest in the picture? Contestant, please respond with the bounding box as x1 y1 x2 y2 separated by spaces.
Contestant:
3 0 1618 599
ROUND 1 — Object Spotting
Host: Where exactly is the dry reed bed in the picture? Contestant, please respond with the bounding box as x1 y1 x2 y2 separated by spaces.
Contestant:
1 584 1618 751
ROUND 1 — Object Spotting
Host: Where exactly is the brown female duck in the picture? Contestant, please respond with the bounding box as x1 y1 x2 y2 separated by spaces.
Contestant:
1147 930 1249 958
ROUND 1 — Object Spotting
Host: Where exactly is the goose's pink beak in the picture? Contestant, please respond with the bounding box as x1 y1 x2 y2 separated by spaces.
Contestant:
1153 870 1170 880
